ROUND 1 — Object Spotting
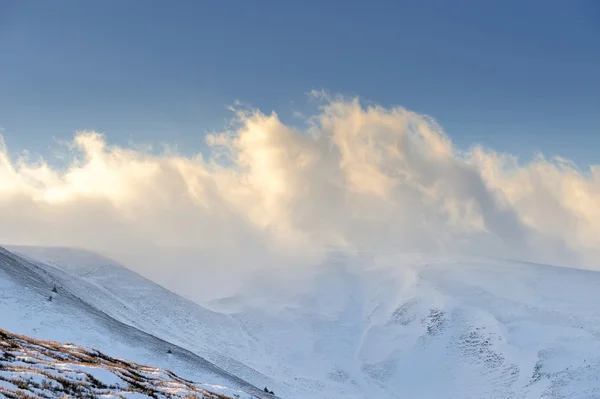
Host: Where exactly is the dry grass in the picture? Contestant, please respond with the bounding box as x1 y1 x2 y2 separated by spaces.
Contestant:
0 328 264 399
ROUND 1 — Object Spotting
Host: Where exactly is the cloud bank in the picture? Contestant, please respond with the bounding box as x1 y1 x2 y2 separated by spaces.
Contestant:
1 94 599 300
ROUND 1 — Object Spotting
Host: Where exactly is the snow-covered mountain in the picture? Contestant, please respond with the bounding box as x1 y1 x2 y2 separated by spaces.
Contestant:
3 245 284 395
4 246 600 398
209 254 600 399
0 246 269 398
0 327 264 399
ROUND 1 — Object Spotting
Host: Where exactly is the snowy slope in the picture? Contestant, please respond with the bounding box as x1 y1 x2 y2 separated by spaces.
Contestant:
0 327 264 399
0 247 269 399
212 254 600 399
6 245 280 395
8 246 600 398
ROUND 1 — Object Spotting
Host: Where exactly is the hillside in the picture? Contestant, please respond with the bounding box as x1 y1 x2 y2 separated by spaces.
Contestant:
0 327 264 399
4 246 279 396
0 246 268 398
214 254 600 399
5 246 600 398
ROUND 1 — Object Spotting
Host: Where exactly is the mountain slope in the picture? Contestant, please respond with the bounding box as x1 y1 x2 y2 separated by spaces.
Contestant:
213 255 600 399
7 246 600 398
0 246 268 398
5 245 280 396
0 327 263 399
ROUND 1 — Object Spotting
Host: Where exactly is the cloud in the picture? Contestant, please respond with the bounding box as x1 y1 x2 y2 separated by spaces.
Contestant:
0 95 598 300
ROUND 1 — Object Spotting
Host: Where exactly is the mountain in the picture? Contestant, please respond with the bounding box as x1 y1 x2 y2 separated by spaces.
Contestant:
206 254 600 399
0 327 264 399
5 246 600 398
4 245 283 396
0 246 268 398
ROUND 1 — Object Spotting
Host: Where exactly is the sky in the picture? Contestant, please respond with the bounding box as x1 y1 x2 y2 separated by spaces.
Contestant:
0 0 600 299
1 0 599 164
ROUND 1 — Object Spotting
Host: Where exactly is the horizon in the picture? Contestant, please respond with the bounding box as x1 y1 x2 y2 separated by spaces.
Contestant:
1 94 600 302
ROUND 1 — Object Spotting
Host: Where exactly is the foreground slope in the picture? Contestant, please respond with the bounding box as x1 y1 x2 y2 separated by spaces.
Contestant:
5 246 278 396
0 328 261 399
0 247 268 398
9 246 600 398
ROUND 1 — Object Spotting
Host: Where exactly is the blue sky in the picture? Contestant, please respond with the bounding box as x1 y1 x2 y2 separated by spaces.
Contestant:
1 0 599 165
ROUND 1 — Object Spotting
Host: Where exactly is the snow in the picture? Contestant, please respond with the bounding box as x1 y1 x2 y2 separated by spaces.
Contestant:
66 364 125 388
5 245 277 392
0 246 267 398
4 246 600 398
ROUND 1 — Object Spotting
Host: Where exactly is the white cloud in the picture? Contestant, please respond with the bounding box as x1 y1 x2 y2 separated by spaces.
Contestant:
1 95 598 300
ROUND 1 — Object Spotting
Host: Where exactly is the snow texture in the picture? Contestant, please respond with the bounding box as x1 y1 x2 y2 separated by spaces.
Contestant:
0 246 268 398
4 246 600 398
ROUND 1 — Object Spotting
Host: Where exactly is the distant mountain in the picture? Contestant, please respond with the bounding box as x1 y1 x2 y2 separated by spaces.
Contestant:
0 327 265 399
